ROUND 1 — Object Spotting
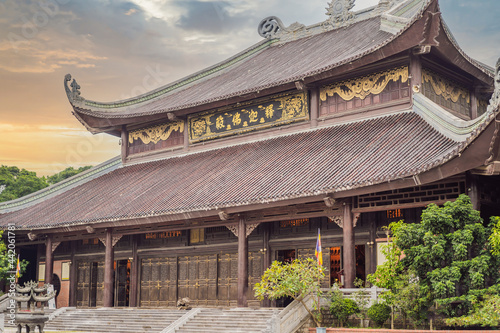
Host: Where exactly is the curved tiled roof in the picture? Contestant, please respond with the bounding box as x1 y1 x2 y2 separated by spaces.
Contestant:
67 0 446 120
0 109 471 230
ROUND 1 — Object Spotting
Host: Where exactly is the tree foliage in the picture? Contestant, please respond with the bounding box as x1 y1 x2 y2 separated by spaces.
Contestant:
445 294 500 327
46 166 92 185
367 226 427 326
0 230 28 281
329 284 360 327
0 165 92 203
254 258 325 326
392 195 500 318
0 166 48 202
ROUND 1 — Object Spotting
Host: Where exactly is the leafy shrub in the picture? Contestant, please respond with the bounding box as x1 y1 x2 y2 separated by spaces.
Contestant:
329 286 360 327
367 303 391 327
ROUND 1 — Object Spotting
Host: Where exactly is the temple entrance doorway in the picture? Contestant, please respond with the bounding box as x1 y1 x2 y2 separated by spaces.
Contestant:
330 247 342 285
114 259 130 307
355 245 366 282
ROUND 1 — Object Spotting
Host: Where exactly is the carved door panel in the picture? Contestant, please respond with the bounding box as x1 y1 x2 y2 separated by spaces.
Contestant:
207 254 218 306
140 258 176 307
159 257 177 307
196 256 208 306
217 252 238 306
95 262 105 307
90 262 98 307
177 256 189 301
140 258 160 306
76 261 90 307
247 251 263 306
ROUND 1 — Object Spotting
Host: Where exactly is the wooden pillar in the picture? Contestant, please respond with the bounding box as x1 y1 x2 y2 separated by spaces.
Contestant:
409 53 422 97
310 87 319 128
129 235 139 307
103 228 114 308
342 202 355 289
183 120 189 151
368 213 377 275
467 172 481 211
44 236 53 285
237 216 248 307
262 223 271 307
121 126 128 164
69 241 77 307
470 89 478 119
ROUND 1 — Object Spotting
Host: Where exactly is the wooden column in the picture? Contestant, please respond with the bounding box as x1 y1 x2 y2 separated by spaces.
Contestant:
368 213 377 275
310 87 319 128
342 202 355 289
121 126 128 164
467 172 481 211
237 216 248 307
69 241 77 307
262 223 271 307
183 120 189 151
44 236 53 285
409 53 422 97
103 228 114 307
129 235 139 307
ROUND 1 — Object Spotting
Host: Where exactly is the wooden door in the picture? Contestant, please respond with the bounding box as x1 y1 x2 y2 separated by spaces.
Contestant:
178 254 217 306
76 261 90 307
217 252 238 306
248 251 263 307
140 257 178 307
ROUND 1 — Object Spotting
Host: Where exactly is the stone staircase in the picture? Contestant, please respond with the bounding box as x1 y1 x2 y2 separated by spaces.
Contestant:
44 307 187 332
174 308 277 333
3 307 280 332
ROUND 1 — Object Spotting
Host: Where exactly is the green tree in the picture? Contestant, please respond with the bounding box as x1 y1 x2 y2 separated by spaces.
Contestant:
46 166 92 185
0 230 28 282
0 166 48 202
254 258 325 327
392 195 500 318
0 165 93 203
367 225 426 327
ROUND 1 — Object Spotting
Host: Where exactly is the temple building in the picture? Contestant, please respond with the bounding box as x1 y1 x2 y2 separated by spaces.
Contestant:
1 0 500 309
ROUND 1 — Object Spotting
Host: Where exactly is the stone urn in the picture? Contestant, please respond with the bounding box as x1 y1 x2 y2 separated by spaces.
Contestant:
10 281 56 333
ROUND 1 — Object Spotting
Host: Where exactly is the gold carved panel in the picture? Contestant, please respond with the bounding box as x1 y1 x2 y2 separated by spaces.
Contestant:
320 66 409 101
128 120 184 145
188 91 309 143
422 68 470 103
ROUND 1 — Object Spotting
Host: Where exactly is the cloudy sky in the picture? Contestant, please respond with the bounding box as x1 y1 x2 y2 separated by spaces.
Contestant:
0 0 499 176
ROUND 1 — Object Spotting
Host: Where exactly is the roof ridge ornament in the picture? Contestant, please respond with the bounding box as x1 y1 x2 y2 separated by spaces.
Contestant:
258 16 306 39
325 0 356 27
64 74 84 103
258 16 285 38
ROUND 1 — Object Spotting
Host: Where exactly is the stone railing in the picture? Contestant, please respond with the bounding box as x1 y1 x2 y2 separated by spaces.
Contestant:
335 286 387 307
266 286 388 333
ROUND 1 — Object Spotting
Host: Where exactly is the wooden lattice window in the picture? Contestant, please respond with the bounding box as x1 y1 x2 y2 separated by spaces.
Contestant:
354 178 466 212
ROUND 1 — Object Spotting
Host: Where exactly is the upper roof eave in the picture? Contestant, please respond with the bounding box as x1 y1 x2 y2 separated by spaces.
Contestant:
67 0 495 132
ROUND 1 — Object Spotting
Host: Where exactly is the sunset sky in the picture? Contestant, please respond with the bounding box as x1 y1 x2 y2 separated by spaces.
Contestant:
1 0 499 176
